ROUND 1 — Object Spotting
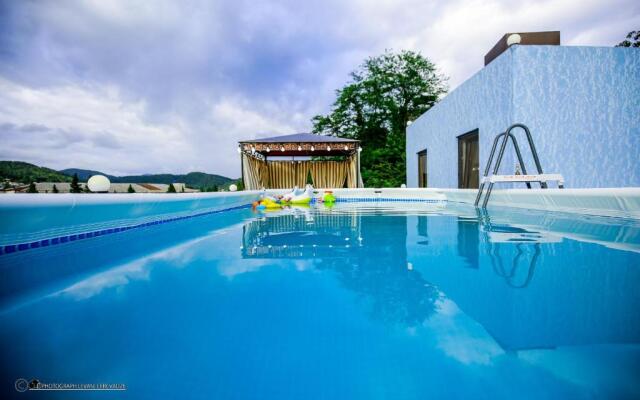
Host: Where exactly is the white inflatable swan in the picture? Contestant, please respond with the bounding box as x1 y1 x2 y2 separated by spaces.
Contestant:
287 184 313 204
281 186 302 202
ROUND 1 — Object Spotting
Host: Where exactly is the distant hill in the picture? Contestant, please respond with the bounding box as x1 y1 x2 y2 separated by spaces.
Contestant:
59 168 234 190
1 161 235 190
59 168 116 181
111 172 235 190
0 161 72 184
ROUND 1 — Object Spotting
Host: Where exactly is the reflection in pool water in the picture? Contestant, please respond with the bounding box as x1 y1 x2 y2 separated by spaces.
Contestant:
0 203 639 399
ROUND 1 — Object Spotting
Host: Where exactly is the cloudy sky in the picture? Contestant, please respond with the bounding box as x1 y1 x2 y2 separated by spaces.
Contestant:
1 0 638 177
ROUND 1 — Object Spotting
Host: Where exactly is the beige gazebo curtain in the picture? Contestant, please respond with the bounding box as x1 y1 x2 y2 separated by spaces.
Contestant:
268 161 310 189
309 160 349 188
242 154 269 190
345 154 359 188
243 153 361 189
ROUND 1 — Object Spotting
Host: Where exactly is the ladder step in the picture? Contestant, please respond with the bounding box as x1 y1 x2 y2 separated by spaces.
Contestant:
475 123 566 208
481 174 564 185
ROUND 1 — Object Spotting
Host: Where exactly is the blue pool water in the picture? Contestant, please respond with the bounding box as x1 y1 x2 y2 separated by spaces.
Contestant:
1 202 639 399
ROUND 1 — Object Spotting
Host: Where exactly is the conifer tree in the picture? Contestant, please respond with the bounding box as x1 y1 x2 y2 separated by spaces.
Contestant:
70 173 82 193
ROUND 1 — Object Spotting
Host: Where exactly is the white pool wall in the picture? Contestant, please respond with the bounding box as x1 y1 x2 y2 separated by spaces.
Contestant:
0 191 261 242
266 187 640 219
1 187 639 246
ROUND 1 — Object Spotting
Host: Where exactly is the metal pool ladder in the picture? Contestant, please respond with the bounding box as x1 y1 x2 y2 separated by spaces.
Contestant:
474 123 564 208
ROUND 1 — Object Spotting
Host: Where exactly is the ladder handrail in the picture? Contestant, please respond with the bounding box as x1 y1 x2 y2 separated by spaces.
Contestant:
507 123 545 178
474 130 532 206
475 123 558 208
474 132 504 206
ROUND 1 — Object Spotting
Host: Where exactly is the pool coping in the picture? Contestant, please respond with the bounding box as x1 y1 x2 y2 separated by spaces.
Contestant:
2 187 639 219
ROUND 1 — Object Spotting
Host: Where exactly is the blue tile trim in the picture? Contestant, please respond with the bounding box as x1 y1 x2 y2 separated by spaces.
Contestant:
1 203 252 256
334 197 444 203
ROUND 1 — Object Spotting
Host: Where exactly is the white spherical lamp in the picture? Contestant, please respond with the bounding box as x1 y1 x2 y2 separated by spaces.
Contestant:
87 175 111 192
229 184 238 192
507 33 521 46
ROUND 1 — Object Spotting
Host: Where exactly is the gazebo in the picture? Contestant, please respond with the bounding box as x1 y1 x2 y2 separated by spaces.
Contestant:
238 133 363 189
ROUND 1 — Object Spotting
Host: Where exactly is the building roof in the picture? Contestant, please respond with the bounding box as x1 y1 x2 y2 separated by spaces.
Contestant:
484 31 560 66
239 133 359 157
240 133 358 144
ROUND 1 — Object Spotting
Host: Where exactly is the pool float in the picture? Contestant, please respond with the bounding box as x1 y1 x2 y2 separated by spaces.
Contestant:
260 197 282 209
258 187 281 203
322 191 336 204
286 185 313 205
260 194 279 203
281 186 303 202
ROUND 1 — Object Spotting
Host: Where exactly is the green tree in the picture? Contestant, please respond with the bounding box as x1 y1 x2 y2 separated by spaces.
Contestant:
312 50 447 187
70 173 82 193
127 184 135 193
27 182 37 193
83 183 91 193
616 30 640 47
52 184 59 193
167 183 177 193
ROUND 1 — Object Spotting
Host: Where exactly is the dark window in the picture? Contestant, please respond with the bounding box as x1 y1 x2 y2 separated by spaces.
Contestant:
417 149 427 188
458 130 479 189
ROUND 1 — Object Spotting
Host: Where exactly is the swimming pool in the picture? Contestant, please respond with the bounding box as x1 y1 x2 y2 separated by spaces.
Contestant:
1 198 639 399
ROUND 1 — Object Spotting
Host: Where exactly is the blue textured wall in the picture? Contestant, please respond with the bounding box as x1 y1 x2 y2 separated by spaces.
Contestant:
407 45 640 188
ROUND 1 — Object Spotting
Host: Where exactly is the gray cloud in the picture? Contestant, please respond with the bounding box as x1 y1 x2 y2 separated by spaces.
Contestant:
0 0 638 176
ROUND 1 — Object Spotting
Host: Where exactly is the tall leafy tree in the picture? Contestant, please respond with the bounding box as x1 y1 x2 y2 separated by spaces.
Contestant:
52 184 59 193
167 183 177 193
70 173 82 193
127 184 135 193
27 182 37 193
616 30 640 47
313 50 447 187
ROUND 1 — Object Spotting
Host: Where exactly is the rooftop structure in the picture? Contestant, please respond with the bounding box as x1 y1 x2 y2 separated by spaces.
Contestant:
407 32 640 189
239 133 363 189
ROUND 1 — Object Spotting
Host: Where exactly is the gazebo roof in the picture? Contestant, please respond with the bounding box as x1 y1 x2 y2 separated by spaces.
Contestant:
239 133 359 157
240 133 358 144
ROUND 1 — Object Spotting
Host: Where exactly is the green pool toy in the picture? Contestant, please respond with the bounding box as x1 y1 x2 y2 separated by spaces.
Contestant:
323 191 336 204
